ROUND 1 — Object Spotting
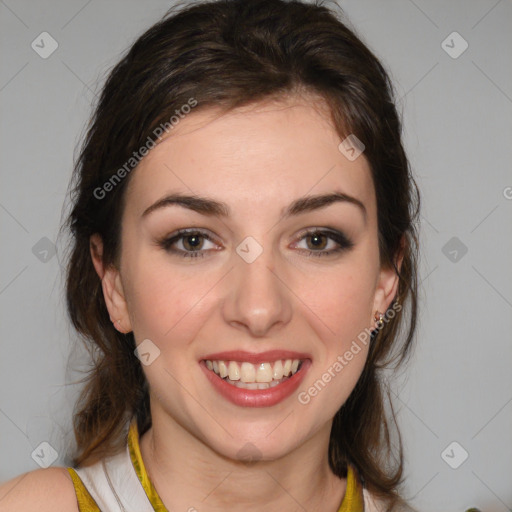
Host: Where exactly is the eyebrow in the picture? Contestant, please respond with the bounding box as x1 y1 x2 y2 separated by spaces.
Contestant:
141 190 367 223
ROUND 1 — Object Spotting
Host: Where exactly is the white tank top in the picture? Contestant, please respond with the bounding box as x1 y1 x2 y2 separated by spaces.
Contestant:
74 441 154 512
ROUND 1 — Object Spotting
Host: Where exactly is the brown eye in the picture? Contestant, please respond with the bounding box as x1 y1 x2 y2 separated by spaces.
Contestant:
181 233 205 251
295 229 354 257
305 232 329 251
159 229 219 258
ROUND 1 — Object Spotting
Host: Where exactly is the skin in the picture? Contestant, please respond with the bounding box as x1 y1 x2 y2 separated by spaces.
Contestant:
90 95 401 511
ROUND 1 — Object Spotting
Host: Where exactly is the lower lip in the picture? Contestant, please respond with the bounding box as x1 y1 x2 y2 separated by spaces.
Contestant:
200 360 311 407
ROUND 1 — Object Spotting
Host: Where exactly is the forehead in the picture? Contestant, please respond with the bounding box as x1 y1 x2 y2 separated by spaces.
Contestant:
124 97 375 220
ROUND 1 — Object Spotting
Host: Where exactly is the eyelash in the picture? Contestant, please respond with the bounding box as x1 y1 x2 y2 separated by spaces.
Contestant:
158 228 354 259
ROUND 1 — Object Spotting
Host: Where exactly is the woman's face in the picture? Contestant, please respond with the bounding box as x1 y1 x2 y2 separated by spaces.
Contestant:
95 97 399 461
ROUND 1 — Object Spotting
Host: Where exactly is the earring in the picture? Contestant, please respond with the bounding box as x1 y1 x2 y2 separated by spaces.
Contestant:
374 311 384 329
370 311 384 343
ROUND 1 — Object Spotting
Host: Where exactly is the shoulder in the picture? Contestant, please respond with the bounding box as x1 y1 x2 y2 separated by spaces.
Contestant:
0 466 79 512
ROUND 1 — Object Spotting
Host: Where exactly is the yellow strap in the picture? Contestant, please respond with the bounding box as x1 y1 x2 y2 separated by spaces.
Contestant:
127 418 168 511
66 466 101 512
338 464 365 512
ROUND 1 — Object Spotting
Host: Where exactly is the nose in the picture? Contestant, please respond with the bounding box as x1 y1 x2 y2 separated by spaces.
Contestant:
222 242 293 337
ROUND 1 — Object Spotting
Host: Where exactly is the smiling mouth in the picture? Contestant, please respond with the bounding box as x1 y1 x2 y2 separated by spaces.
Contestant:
203 358 306 390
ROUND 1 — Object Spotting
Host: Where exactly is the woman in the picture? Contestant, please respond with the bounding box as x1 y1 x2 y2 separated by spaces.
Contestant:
0 0 421 510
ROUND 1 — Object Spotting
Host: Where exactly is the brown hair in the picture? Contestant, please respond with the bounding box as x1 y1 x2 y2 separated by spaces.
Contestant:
63 0 420 507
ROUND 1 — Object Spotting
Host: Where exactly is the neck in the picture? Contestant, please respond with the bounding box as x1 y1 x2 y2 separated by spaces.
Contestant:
138 406 346 512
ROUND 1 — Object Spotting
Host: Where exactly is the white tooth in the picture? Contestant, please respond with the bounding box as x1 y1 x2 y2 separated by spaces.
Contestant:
234 380 259 389
224 376 286 389
256 362 273 383
272 360 284 379
228 361 240 380
291 359 300 374
212 361 219 374
240 362 256 383
205 360 213 371
218 360 228 378
283 359 292 376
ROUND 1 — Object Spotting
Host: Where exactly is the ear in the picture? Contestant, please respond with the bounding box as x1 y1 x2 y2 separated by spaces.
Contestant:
371 235 405 324
90 234 132 333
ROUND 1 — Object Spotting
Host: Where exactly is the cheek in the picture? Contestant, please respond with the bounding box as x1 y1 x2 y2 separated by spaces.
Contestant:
296 267 373 414
292 258 377 345
124 252 215 342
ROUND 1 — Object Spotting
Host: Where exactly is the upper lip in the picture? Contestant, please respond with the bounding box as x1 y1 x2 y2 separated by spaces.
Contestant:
201 350 311 364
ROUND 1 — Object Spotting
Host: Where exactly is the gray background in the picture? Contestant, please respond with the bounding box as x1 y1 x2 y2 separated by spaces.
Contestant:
1 0 511 510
